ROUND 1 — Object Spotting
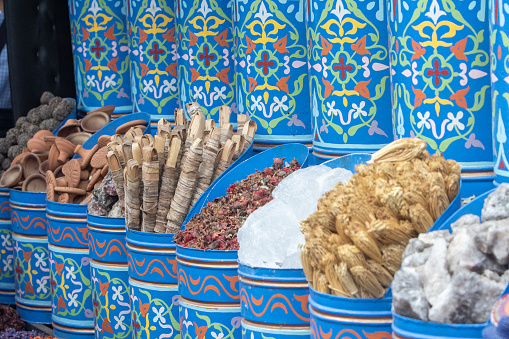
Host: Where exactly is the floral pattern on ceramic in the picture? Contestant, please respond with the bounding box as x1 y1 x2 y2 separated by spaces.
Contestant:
179 300 241 339
68 0 132 113
491 0 509 182
306 0 392 155
0 220 14 304
388 0 493 169
12 235 51 316
128 0 178 121
129 280 180 339
49 245 93 329
175 0 236 122
234 0 311 143
91 261 131 339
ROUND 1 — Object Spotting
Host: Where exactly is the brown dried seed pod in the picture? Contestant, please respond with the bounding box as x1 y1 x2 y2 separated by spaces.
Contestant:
381 186 408 219
368 138 427 164
310 209 336 232
408 203 434 233
446 159 461 177
403 186 428 210
350 265 385 298
350 230 382 264
427 152 447 174
336 261 358 297
374 206 399 222
367 219 412 246
445 173 460 202
336 244 367 269
428 184 449 221
313 270 330 294
381 244 406 275
365 259 394 288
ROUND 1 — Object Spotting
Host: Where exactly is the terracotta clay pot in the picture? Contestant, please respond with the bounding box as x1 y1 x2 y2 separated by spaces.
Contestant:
12 152 29 166
22 173 47 192
33 130 54 140
57 124 81 138
116 120 148 134
27 138 50 153
34 151 49 163
74 144 99 169
48 145 60 171
0 165 23 188
81 112 110 133
87 105 115 117
54 139 77 164
65 132 92 145
39 160 49 174
21 153 41 179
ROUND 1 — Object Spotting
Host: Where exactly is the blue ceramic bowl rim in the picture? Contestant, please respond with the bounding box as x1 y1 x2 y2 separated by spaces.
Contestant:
87 213 125 229
126 229 176 249
0 187 8 194
9 190 47 207
392 313 486 338
309 286 392 317
176 244 238 263
238 263 306 282
46 199 87 218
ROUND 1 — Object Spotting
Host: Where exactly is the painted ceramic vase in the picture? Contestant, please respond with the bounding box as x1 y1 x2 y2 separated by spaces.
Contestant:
491 0 509 184
233 0 312 146
88 214 131 339
175 0 236 123
177 246 241 339
68 0 132 114
388 0 494 195
10 191 51 323
46 201 94 339
126 231 180 339
239 264 310 338
309 288 392 339
306 0 393 159
0 188 14 305
128 0 179 122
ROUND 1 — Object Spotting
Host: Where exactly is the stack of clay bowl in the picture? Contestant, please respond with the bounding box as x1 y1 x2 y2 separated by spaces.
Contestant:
0 105 114 193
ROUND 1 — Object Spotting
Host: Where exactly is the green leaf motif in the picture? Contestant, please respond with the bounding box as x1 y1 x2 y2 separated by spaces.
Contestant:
343 133 348 143
471 85 490 112
467 116 474 127
420 135 438 150
439 136 462 152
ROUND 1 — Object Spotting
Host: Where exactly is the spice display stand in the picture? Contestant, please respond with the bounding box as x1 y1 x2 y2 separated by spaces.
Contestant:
0 187 14 304
126 231 180 339
88 214 131 339
391 190 501 339
176 143 309 338
10 190 51 324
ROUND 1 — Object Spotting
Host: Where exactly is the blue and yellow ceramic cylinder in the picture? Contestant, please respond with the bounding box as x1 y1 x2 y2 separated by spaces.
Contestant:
175 0 236 123
128 0 178 123
233 0 312 147
68 0 132 114
126 230 180 339
88 214 131 339
239 264 310 338
176 246 241 339
46 201 94 339
491 0 509 185
0 188 14 305
309 287 392 339
305 0 393 160
10 191 51 323
388 0 494 196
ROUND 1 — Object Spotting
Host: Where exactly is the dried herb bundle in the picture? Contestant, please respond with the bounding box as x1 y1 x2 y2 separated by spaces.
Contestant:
174 158 301 250
301 139 461 298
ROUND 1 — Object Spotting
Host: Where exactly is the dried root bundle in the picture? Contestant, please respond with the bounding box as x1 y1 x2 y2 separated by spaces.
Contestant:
301 139 461 298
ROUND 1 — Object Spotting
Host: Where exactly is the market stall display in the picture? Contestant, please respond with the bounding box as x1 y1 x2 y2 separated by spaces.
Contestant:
392 184 509 338
175 144 308 339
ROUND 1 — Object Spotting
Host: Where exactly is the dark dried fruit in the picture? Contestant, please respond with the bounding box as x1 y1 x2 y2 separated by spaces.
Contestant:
16 134 30 147
7 145 23 160
40 91 55 105
15 117 26 130
174 158 301 250
5 129 18 145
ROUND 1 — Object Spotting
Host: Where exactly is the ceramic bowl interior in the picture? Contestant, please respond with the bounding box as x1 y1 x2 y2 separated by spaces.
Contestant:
22 174 47 192
0 164 23 188
81 112 110 133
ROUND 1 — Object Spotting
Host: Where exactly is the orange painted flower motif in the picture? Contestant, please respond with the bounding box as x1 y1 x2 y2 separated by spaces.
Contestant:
139 28 148 44
351 36 371 55
248 76 257 93
323 79 334 99
138 299 150 317
193 322 208 339
162 27 176 43
214 29 229 47
411 39 425 61
320 36 332 56
216 67 230 84
105 25 116 41
355 79 372 99
450 37 468 61
273 36 289 54
102 318 114 334
58 295 66 311
107 57 118 72
276 76 290 94
25 281 34 295
412 87 426 108
450 87 470 109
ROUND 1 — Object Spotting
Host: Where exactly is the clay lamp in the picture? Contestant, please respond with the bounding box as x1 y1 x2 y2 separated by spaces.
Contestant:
56 123 81 138
21 153 41 179
81 112 110 133
90 147 108 169
116 120 147 135
22 173 47 192
46 183 56 202
0 165 23 188
53 165 64 178
43 136 57 147
54 186 86 203
11 152 29 166
55 177 68 187
39 160 49 174
74 144 99 170
27 138 50 153
65 119 79 125
34 151 49 163
48 145 60 171
54 139 77 164
87 105 115 117
66 132 92 145
97 135 112 148
33 130 54 140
